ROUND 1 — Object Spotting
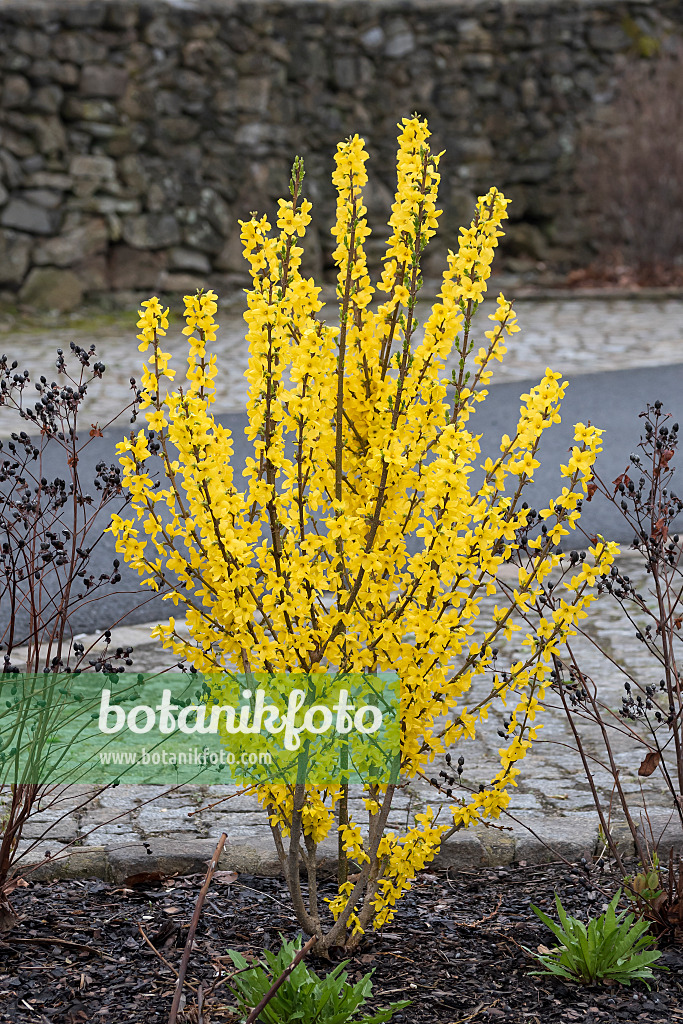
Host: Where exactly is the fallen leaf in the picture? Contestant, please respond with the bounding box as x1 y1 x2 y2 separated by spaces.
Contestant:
537 944 552 955
123 871 166 888
213 870 238 885
3 876 29 896
638 751 661 777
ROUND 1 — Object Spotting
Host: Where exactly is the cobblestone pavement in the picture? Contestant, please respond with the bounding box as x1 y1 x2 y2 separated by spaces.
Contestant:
9 552 683 881
1 290 682 433
4 289 683 878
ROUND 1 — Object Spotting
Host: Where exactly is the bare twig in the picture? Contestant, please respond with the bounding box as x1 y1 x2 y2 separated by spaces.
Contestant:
168 832 227 1024
7 935 118 961
138 924 198 993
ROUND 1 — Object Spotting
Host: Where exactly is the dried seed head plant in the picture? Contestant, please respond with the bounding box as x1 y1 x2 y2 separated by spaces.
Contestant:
112 116 612 951
0 345 143 931
516 401 683 939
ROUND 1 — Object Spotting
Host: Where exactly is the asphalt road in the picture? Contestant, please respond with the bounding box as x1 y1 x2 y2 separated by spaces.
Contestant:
3 361 681 638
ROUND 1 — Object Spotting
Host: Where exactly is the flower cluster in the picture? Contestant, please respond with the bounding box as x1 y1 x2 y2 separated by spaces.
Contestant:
111 117 606 949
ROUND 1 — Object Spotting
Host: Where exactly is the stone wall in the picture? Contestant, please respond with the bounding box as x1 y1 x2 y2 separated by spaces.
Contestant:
0 0 679 310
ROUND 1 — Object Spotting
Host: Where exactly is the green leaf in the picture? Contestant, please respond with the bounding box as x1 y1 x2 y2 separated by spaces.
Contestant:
527 891 666 988
225 937 408 1024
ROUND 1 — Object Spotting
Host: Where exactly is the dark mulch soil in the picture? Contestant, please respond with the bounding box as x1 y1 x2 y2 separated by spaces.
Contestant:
0 859 681 1024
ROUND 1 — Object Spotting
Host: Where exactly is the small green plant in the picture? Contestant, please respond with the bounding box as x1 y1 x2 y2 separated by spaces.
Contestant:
527 891 666 988
226 937 409 1023
625 854 664 905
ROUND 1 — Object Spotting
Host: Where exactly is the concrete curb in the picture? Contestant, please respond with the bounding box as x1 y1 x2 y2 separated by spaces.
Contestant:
17 812 683 884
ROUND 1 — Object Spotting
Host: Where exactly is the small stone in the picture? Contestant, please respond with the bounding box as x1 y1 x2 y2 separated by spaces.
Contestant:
69 154 117 181
0 229 32 285
19 266 83 312
29 58 80 88
168 247 212 274
385 20 415 58
20 189 62 210
588 24 628 52
108 244 167 290
143 16 179 50
182 218 223 255
2 74 31 109
33 218 108 268
158 117 200 143
235 77 270 115
360 26 384 52
25 172 72 192
13 29 50 60
88 196 140 216
1 198 59 235
30 114 67 156
158 270 207 293
79 64 129 99
1 126 36 159
63 96 119 123
53 33 107 65
31 84 64 115
214 232 245 274
122 213 181 250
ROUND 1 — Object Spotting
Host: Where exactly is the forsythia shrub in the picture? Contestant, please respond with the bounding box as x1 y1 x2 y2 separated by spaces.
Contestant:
110 117 616 951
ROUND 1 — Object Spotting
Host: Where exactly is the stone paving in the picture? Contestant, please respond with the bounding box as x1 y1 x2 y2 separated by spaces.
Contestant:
8 553 683 882
4 288 683 879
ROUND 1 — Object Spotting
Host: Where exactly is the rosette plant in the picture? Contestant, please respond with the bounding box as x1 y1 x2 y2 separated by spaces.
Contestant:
111 117 614 951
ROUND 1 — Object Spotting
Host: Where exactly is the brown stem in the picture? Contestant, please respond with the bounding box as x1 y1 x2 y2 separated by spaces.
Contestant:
168 832 227 1024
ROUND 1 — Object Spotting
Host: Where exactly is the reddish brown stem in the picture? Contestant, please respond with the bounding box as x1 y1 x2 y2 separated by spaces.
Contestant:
168 832 227 1024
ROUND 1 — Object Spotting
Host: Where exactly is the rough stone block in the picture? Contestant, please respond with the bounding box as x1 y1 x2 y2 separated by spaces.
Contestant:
157 269 206 292
588 24 628 51
108 244 166 289
53 32 107 65
32 846 108 881
385 19 415 58
21 813 79 842
107 838 220 883
80 64 129 99
73 253 108 292
433 830 487 870
70 154 117 181
2 73 31 109
137 805 199 835
1 197 59 235
21 188 64 210
168 247 212 274
63 96 119 123
144 15 180 50
122 213 181 250
19 266 83 311
33 217 108 267
513 814 600 865
0 229 32 285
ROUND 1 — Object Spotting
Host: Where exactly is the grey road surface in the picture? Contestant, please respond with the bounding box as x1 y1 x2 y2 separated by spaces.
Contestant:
1 361 680 639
